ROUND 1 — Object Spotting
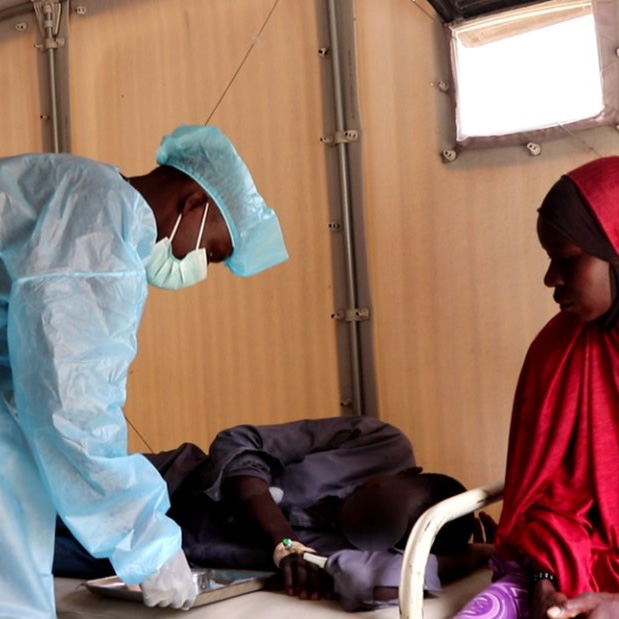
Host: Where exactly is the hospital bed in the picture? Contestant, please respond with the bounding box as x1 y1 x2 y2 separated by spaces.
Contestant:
54 480 503 618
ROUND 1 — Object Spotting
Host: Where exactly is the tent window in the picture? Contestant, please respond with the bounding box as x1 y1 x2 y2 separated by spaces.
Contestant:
430 0 617 150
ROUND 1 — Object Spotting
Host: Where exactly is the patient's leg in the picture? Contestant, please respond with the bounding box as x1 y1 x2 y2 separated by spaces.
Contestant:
53 517 114 579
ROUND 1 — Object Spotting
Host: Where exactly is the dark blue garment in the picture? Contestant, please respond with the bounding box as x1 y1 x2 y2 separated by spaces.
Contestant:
54 417 439 610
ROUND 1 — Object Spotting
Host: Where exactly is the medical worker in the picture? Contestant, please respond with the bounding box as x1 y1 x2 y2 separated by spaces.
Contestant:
0 125 288 617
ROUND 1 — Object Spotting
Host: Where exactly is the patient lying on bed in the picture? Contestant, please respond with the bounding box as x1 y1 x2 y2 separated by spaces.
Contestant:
53 416 492 611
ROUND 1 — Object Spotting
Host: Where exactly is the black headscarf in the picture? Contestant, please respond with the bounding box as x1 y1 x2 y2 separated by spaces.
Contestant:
538 176 619 329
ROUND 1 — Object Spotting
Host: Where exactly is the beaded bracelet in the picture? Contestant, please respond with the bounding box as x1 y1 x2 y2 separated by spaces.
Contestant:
272 538 316 567
532 571 556 585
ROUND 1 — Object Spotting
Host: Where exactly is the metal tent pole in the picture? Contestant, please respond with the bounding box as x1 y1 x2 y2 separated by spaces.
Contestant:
33 0 69 153
326 0 364 416
42 1 59 151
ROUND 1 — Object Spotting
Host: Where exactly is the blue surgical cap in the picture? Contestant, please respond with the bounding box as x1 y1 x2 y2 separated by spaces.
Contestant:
156 125 288 277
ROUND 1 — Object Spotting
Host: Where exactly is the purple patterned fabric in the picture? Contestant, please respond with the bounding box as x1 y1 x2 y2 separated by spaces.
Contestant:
454 553 531 618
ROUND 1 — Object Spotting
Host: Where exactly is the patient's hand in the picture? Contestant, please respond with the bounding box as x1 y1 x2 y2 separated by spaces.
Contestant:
473 511 497 544
436 543 494 582
433 510 496 581
280 554 334 601
546 593 619 618
532 579 567 619
436 511 496 583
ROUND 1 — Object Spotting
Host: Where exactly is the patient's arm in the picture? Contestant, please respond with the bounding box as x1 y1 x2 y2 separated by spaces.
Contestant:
222 474 333 600
325 512 495 612
436 513 495 582
436 543 495 582
370 512 496 606
373 586 398 601
325 549 403 610
223 475 295 546
371 543 494 603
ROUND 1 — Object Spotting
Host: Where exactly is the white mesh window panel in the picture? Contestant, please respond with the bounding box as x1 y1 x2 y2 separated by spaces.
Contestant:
449 0 604 143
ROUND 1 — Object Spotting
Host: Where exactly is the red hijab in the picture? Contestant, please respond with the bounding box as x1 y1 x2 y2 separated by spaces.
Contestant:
496 157 619 597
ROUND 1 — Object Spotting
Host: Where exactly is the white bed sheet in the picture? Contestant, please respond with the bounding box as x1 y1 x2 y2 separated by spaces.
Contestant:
55 568 490 618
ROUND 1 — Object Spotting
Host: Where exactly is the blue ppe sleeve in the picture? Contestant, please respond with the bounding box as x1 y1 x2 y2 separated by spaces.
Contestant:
8 273 181 585
0 154 183 585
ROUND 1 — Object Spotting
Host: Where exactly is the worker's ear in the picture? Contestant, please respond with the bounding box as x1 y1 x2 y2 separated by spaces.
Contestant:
180 189 208 216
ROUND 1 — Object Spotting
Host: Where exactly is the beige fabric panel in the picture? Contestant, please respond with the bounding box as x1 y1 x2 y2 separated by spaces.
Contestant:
6 0 616 497
68 0 341 452
0 11 42 155
354 0 619 498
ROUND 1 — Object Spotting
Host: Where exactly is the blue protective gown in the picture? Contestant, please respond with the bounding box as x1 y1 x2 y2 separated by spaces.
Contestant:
0 154 181 618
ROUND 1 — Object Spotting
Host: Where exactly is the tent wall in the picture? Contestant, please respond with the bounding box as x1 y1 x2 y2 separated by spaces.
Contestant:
354 0 618 493
1 0 618 495
0 9 41 153
0 0 344 451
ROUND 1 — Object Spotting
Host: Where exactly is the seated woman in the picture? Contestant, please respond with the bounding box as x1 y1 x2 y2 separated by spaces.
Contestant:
455 156 619 619
54 416 488 611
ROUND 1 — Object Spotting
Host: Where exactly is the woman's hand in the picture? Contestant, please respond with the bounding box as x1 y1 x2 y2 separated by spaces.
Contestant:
279 554 334 600
532 579 567 619
546 593 619 618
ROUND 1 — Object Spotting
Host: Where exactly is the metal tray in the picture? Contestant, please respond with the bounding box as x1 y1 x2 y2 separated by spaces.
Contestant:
85 568 276 608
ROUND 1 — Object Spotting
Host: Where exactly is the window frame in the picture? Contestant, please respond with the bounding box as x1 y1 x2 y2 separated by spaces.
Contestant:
433 0 618 150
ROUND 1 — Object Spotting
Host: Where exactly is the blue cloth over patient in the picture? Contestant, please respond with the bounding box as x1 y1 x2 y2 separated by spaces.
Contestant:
0 154 181 617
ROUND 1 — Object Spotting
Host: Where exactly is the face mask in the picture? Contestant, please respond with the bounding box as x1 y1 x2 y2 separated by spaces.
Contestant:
145 203 209 290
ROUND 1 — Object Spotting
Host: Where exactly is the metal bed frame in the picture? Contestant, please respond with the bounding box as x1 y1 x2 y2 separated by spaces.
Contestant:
399 480 505 618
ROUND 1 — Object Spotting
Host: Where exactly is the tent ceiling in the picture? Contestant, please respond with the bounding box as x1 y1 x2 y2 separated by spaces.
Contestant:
0 0 33 19
426 0 547 22
0 0 29 9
